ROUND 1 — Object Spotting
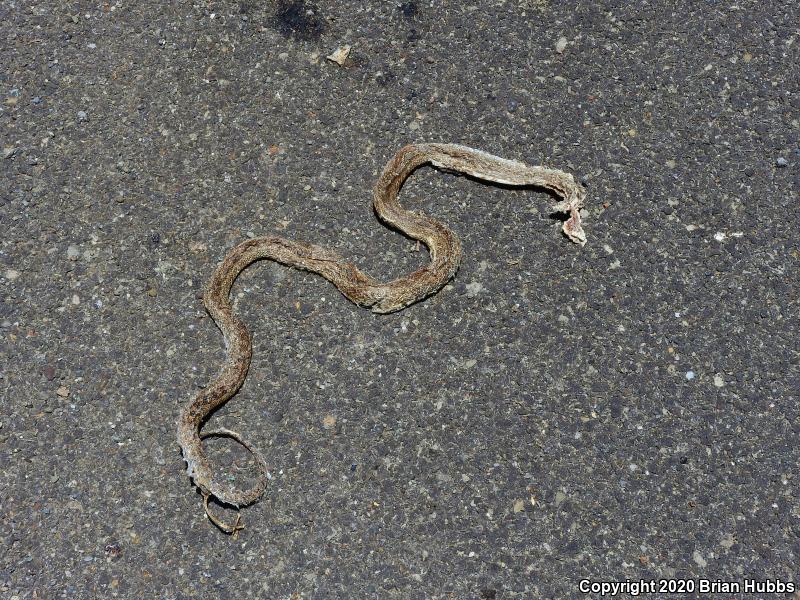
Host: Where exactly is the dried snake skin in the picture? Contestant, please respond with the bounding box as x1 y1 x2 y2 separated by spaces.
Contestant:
177 143 587 533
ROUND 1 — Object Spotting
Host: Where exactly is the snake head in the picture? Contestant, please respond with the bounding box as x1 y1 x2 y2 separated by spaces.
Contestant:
562 208 587 246
552 186 587 246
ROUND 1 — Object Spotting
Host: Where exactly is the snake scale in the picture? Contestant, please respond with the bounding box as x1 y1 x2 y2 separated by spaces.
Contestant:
177 143 587 534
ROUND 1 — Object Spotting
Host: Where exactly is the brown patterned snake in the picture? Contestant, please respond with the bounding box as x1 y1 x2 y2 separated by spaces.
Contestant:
177 143 587 534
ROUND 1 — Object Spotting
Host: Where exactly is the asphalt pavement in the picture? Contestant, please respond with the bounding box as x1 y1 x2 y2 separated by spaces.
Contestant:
1 1 798 598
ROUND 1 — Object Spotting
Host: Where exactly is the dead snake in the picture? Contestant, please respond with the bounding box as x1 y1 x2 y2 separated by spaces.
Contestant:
176 143 587 534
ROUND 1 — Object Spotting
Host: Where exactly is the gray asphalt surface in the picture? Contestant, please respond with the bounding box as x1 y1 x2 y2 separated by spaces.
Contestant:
2 1 799 598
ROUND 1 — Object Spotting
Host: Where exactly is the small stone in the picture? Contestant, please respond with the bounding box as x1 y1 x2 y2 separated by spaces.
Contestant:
67 245 80 260
776 157 788 168
326 45 351 66
713 374 724 388
322 415 336 429
692 550 707 568
147 288 157 297
4 269 20 280
512 499 525 513
56 385 70 398
104 543 122 560
71 294 80 305
465 281 483 298
77 110 88 122
32 96 43 105
685 371 695 381
555 36 568 54
42 365 57 381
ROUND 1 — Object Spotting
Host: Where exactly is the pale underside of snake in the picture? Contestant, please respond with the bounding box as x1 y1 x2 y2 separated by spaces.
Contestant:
176 143 587 534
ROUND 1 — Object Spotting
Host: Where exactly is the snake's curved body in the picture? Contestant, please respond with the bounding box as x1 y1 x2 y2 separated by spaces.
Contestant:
177 143 586 533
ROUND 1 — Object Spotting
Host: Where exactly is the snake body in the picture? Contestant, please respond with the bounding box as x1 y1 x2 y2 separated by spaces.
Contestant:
176 143 586 533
